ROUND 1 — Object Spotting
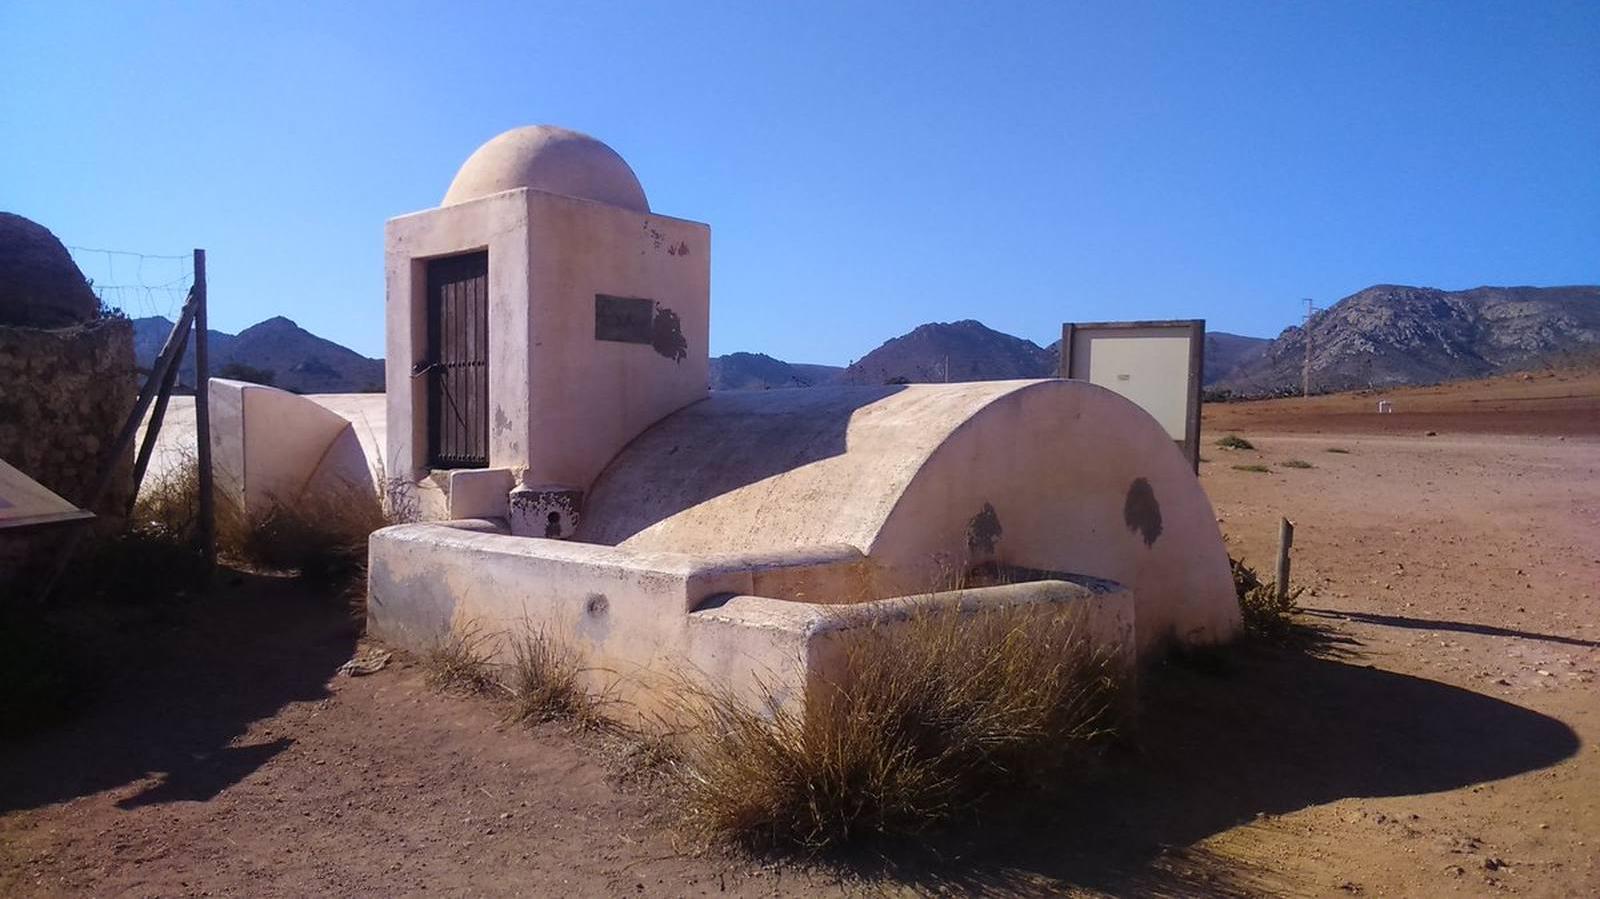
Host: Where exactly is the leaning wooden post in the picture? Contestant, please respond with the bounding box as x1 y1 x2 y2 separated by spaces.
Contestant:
32 295 196 603
193 248 216 571
1275 517 1295 602
125 322 192 514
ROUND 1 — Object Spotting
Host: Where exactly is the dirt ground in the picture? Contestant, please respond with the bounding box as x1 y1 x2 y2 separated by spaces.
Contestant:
3 373 1597 897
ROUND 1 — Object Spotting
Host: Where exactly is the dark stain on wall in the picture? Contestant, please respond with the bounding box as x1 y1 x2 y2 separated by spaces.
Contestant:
1123 477 1163 547
579 592 613 643
651 303 688 362
967 502 1003 554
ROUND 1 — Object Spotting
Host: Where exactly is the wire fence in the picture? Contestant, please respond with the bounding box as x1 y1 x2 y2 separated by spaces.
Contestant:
67 245 195 321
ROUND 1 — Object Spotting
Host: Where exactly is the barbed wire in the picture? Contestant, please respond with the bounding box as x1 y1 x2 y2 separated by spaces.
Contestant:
67 245 194 321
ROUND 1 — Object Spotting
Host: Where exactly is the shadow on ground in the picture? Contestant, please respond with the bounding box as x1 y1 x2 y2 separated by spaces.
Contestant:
0 569 357 813
851 632 1582 896
1304 606 1600 649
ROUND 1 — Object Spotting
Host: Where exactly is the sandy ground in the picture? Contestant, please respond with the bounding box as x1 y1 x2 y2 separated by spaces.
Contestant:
4 372 1597 897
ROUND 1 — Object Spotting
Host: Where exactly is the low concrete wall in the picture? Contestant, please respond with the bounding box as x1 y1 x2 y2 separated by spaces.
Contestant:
685 580 1135 716
368 523 1134 722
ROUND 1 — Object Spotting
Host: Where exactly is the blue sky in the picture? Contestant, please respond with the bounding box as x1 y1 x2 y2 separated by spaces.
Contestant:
4 1 1597 363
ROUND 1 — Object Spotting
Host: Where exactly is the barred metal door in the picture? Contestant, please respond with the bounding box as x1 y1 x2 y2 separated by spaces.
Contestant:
425 251 489 469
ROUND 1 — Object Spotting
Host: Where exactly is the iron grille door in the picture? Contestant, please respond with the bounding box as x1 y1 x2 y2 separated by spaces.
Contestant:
425 251 489 469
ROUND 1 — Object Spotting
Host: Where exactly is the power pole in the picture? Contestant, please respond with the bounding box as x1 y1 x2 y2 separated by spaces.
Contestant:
1301 298 1316 398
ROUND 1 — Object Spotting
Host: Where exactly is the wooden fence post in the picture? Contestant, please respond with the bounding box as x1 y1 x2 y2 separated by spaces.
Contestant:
1276 517 1295 601
193 248 215 571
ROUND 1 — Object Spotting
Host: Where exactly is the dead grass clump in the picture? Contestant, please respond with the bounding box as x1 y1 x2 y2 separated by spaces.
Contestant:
1280 459 1314 469
227 483 386 585
671 602 1122 852
1232 464 1270 474
1231 557 1305 640
1215 434 1255 450
129 452 393 590
505 628 606 730
58 459 237 602
422 623 502 695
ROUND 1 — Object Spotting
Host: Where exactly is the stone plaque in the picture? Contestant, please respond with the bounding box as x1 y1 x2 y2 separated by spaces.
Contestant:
594 294 654 344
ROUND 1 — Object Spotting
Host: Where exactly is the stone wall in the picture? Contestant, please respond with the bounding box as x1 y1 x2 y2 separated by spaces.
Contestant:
0 317 138 517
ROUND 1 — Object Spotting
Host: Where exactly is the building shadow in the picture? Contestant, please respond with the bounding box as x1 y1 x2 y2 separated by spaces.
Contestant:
0 568 358 813
1303 606 1600 649
852 641 1581 895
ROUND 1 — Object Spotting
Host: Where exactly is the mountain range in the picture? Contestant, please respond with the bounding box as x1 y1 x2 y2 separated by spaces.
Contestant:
135 283 1599 398
131 315 385 394
708 353 843 390
1213 285 1600 396
712 285 1598 395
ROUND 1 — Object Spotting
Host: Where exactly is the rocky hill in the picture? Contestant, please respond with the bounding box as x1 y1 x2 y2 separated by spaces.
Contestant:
839 320 1053 385
709 352 842 390
132 315 384 394
1205 332 1270 383
1217 285 1600 396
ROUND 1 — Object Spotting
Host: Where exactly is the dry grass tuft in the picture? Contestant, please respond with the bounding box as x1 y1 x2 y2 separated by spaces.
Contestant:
421 621 610 733
505 628 607 730
1324 447 1351 454
1231 557 1305 640
127 452 397 602
670 602 1122 853
227 482 386 585
1215 434 1255 450
422 622 502 695
1231 464 1270 473
1279 459 1314 469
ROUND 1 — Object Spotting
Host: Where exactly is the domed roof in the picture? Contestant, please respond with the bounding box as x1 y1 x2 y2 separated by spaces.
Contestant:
441 126 649 212
0 212 98 328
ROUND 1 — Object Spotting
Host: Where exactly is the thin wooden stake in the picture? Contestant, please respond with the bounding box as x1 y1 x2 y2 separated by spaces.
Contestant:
193 248 215 572
125 321 191 514
1276 517 1295 602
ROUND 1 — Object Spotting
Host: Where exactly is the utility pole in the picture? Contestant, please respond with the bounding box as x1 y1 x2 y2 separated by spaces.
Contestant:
1301 297 1316 398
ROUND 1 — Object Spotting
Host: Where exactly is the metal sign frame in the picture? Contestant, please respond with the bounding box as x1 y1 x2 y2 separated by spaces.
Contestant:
1059 319 1205 473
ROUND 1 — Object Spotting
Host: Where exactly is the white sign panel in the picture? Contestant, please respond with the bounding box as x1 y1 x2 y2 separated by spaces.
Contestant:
1061 320 1204 471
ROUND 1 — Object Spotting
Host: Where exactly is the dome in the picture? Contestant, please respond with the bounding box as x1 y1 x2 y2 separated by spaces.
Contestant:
0 212 98 328
441 126 649 212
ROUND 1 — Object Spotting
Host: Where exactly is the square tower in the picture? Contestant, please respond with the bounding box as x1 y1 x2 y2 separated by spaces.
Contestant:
383 126 710 534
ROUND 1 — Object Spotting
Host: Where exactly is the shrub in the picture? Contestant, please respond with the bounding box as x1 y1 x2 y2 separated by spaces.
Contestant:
1325 447 1351 454
49 458 232 604
1215 434 1255 450
670 602 1121 852
1231 464 1270 473
228 482 386 584
215 362 276 386
1280 459 1314 469
127 453 391 589
1231 557 1304 640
